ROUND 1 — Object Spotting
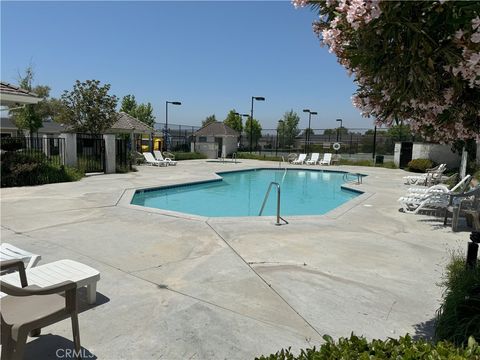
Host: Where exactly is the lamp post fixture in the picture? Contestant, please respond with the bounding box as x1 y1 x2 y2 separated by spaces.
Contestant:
303 109 317 154
250 96 265 153
234 112 249 149
336 118 343 142
165 101 182 151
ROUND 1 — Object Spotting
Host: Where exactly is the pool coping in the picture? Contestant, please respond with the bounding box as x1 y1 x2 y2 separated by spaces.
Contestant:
117 167 373 223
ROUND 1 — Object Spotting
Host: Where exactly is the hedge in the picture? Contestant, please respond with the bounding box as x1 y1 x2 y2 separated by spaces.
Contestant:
407 158 434 173
256 334 480 360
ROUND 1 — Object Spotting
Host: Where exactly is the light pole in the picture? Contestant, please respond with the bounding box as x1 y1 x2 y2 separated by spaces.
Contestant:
250 96 265 153
336 118 343 142
303 109 317 154
165 101 181 151
234 112 249 149
276 120 284 156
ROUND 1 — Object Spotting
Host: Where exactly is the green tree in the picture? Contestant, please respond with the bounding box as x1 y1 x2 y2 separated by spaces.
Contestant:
202 114 217 127
59 80 118 134
223 109 243 133
120 95 137 115
277 110 300 147
387 124 413 142
10 67 42 134
245 117 262 148
134 103 155 128
297 1 480 143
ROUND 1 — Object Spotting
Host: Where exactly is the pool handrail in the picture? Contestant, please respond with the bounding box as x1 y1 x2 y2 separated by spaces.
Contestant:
258 182 288 226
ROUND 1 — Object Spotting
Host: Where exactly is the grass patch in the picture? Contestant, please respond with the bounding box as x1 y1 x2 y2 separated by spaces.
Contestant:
256 334 480 359
236 153 283 162
337 159 397 169
435 252 480 346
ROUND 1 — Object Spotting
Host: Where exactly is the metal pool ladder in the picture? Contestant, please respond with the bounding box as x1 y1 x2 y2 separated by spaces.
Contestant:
258 182 288 226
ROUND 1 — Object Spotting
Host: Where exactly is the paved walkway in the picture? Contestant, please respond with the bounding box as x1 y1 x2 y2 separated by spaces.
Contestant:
0 160 468 359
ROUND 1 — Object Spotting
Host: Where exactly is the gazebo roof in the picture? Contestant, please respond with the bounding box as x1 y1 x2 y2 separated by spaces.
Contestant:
194 122 239 137
0 82 42 106
109 112 155 134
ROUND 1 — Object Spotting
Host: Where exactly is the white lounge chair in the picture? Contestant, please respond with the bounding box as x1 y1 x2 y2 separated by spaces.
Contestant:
154 150 177 166
399 184 478 215
319 153 333 165
292 154 307 165
399 192 451 214
403 164 446 185
0 243 41 270
306 153 320 165
407 175 471 195
143 152 167 167
1 259 101 304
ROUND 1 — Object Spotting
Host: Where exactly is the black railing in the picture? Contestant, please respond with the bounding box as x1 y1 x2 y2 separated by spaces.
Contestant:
0 136 65 166
77 133 105 173
115 138 129 171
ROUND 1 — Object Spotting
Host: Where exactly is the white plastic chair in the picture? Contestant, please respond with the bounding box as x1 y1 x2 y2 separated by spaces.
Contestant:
292 154 307 165
306 153 320 165
0 243 41 270
143 152 167 167
319 153 333 165
153 150 177 166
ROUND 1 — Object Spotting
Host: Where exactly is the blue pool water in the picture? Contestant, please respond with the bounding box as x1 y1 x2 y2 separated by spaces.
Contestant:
131 169 362 217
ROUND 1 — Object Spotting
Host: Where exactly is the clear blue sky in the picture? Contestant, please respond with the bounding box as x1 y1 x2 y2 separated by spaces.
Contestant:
1 1 375 130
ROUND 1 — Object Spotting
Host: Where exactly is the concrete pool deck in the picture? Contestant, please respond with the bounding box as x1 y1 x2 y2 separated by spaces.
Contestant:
0 160 468 359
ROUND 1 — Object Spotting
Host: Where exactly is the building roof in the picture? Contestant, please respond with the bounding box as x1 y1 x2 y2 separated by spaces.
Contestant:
0 117 67 133
194 122 239 137
0 82 41 106
109 112 154 133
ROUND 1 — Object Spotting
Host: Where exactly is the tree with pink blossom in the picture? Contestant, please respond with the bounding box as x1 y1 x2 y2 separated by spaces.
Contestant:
294 0 480 144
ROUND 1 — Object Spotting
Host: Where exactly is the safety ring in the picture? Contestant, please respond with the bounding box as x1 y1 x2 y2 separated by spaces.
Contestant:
333 142 341 151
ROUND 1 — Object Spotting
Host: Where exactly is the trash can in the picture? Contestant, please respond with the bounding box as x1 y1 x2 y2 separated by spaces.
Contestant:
375 155 384 164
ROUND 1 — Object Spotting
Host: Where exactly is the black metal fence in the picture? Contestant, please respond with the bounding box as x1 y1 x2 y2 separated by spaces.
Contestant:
155 123 200 152
0 136 65 166
115 138 129 170
77 133 105 173
239 127 418 161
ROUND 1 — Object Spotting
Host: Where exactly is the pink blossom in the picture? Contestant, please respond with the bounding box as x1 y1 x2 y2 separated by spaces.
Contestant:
291 0 308 9
472 16 480 30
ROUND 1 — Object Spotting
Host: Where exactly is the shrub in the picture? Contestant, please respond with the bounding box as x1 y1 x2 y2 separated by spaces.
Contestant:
171 152 207 160
407 158 434 173
435 253 480 346
1 151 83 187
256 334 480 360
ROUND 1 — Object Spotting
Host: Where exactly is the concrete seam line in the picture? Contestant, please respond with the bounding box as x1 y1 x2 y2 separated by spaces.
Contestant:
205 220 322 337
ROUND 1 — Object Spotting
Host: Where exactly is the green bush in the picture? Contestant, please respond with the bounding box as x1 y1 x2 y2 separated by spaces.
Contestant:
407 158 434 173
171 152 207 160
1 152 83 187
256 334 480 360
435 253 480 346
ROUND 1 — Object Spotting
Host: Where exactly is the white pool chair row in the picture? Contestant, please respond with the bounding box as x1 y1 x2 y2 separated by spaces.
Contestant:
143 151 177 166
291 153 332 165
403 164 446 185
398 175 474 214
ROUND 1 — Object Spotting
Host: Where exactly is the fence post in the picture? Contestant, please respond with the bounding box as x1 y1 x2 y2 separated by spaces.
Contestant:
103 134 116 174
42 134 50 157
59 133 77 167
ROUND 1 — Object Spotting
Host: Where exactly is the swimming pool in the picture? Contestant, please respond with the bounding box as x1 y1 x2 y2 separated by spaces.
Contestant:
131 169 362 217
